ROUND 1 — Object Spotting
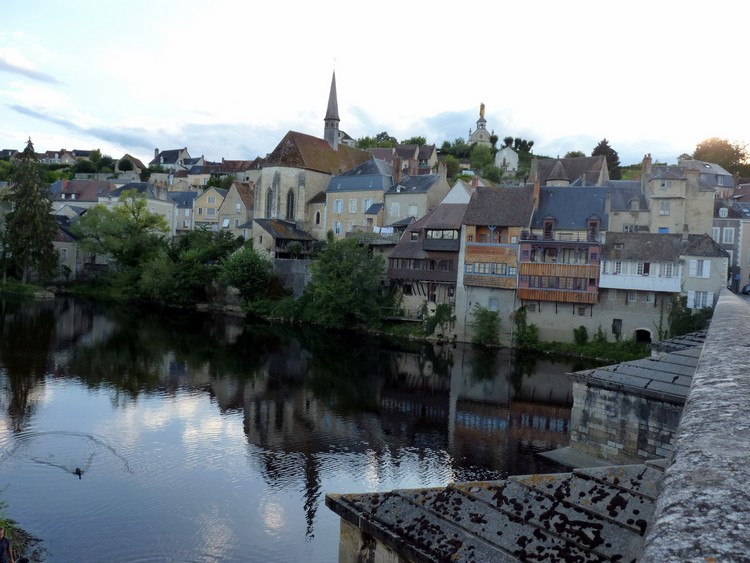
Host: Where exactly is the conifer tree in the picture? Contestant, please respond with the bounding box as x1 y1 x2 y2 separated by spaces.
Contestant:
592 138 621 180
2 139 59 283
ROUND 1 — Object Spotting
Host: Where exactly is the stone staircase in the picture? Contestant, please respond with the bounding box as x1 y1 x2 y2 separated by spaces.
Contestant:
326 463 664 562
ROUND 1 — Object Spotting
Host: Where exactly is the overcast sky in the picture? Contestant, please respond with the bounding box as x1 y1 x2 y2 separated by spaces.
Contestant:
1 1 746 168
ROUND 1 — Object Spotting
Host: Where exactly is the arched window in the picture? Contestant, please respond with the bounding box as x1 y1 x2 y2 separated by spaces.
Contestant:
286 190 295 221
315 211 321 225
265 189 273 218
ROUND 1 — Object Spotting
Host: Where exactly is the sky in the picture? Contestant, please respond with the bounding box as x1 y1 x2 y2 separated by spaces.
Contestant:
1 1 747 168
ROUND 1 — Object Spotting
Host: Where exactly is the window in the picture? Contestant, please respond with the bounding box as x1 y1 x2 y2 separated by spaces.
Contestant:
602 261 609 274
614 261 622 274
624 224 636 233
362 198 372 211
265 190 273 218
612 318 622 336
286 190 295 221
334 199 344 213
333 221 343 235
465 263 473 273
60 248 67 261
608 289 618 301
687 290 713 309
198 208 203 215
349 199 356 213
391 202 400 217
208 196 216 204
627 291 637 303
660 262 674 277
722 227 735 244
659 200 670 215
659 180 671 190
689 259 710 278
184 209 190 217
408 204 418 217
235 203 241 213
712 227 721 241
637 262 650 275
576 305 587 316
488 297 499 312
646 292 654 303
347 220 355 231
526 303 538 313
207 208 216 216
235 219 239 227
410 231 418 241
315 211 321 225
222 219 230 228
719 207 728 217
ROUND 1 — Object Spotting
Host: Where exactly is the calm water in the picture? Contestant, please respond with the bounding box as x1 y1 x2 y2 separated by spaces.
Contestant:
0 297 590 562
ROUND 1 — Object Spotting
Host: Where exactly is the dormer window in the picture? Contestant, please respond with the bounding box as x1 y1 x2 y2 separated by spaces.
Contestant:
719 207 728 218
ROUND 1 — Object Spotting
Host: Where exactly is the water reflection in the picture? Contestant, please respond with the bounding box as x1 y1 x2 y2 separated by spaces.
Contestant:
0 297 597 561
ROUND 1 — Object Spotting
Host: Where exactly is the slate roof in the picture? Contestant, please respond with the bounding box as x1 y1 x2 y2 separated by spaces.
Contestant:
386 173 441 195
463 185 535 227
603 232 729 261
605 180 648 211
418 145 436 161
368 147 395 164
531 186 609 230
308 191 327 205
150 148 187 166
0 149 18 159
650 162 722 192
253 218 313 241
110 182 161 199
327 158 393 193
532 155 608 186
167 191 197 208
395 144 419 160
327 463 664 562
714 200 742 219
365 202 383 215
263 131 371 174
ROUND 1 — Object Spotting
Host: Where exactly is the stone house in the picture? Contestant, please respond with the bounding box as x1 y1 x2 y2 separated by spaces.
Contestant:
382 164 450 227
494 145 519 176
217 181 254 239
168 191 197 236
454 185 536 345
194 187 227 232
101 182 178 236
53 179 118 211
712 200 742 291
326 158 393 239
531 155 609 187
149 148 192 171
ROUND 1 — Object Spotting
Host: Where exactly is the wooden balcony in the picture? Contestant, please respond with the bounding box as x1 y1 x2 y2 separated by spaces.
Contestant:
517 288 599 304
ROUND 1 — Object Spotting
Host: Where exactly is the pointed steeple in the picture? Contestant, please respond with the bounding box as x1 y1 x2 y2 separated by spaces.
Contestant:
324 71 340 150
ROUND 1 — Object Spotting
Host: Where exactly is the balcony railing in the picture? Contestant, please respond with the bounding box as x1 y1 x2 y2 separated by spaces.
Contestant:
520 230 601 243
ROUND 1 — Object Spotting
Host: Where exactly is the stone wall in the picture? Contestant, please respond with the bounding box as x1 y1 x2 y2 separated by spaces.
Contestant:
274 258 312 298
569 381 682 463
642 289 750 560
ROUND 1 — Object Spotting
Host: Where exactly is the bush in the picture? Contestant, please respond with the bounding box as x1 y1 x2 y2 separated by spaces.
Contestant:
573 325 589 346
469 304 500 347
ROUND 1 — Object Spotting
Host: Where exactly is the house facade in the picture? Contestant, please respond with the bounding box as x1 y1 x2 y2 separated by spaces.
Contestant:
150 148 191 171
194 187 227 231
382 165 450 227
454 185 536 345
217 181 254 239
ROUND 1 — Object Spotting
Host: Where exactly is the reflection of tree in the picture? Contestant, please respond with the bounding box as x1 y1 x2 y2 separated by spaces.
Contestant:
469 347 500 381
510 351 538 394
0 298 57 431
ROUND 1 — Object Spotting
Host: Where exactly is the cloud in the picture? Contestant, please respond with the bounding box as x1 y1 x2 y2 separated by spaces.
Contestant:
0 56 61 84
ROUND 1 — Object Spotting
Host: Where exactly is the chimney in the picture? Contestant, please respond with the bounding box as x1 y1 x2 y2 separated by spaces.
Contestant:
533 178 540 210
438 161 447 182
394 157 402 183
471 176 479 188
682 224 689 242
154 148 159 161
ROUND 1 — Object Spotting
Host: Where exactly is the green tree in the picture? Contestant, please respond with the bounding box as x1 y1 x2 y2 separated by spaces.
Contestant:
118 157 134 172
592 138 621 179
1 139 59 283
303 237 384 329
72 189 169 270
490 134 499 150
443 155 461 179
693 137 748 175
468 304 500 347
401 136 427 146
89 149 102 170
218 246 273 304
483 165 503 184
469 144 494 172
375 131 397 147
503 136 514 148
565 150 586 158
99 154 114 172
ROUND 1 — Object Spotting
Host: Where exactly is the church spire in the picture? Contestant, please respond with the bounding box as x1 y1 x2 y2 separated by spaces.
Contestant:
324 70 340 150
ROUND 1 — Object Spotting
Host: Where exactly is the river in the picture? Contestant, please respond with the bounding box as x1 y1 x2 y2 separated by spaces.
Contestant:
0 297 595 562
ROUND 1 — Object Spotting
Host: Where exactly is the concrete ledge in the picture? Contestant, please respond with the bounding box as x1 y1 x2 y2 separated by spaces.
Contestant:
642 289 750 561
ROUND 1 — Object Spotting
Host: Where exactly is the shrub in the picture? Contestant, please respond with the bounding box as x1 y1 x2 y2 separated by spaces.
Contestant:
573 325 589 346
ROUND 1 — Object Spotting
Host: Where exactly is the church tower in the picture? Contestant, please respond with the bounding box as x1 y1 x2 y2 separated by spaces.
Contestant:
324 71 340 150
468 102 492 148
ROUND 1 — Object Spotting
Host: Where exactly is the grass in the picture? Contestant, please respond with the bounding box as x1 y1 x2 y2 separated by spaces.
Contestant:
0 279 41 297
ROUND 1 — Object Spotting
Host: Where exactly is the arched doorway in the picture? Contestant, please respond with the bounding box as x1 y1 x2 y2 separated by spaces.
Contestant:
634 329 652 344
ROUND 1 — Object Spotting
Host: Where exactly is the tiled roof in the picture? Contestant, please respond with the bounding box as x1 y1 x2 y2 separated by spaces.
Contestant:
327 158 393 193
57 180 117 201
386 173 441 195
263 131 371 174
234 181 254 209
463 185 535 227
605 181 648 211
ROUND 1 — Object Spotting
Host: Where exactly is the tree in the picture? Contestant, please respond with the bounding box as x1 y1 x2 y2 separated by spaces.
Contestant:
99 154 114 172
483 165 503 184
503 136 514 148
442 155 461 179
218 246 273 304
72 189 169 270
693 137 748 175
303 237 385 329
565 150 586 158
468 304 500 347
89 149 102 170
401 136 427 146
592 138 621 180
375 131 397 146
1 139 59 283
470 144 494 173
118 157 134 172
